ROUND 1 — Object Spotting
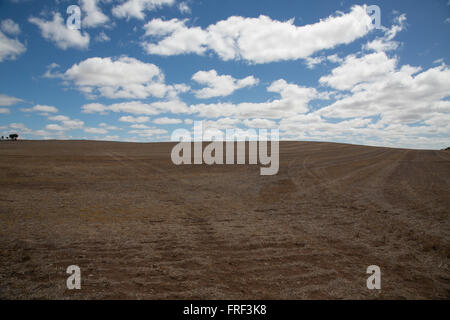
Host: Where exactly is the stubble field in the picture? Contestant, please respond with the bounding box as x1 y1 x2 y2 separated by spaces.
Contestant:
0 140 449 299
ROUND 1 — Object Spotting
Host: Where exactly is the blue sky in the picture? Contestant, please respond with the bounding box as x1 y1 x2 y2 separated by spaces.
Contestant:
0 0 449 149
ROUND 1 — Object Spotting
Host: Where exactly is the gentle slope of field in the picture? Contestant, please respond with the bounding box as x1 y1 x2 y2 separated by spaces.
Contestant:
0 140 449 299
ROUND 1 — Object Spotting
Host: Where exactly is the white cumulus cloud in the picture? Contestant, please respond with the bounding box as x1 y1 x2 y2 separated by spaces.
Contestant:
82 100 190 115
142 5 374 64
192 70 259 98
190 79 325 119
22 104 59 114
153 117 182 124
119 115 150 123
112 0 175 20
29 13 90 50
81 0 109 28
1 19 21 35
0 30 26 62
63 56 183 99
0 94 23 106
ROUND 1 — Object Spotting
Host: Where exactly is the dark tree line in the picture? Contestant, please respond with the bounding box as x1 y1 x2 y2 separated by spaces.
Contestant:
1 134 18 141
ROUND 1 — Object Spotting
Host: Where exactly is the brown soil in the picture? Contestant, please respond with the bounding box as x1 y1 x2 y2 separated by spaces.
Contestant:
0 140 449 299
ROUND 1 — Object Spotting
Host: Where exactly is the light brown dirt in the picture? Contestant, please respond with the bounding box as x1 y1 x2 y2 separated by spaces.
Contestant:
0 140 449 299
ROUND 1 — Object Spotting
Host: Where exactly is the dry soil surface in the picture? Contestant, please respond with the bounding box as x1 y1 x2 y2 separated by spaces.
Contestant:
0 140 449 299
